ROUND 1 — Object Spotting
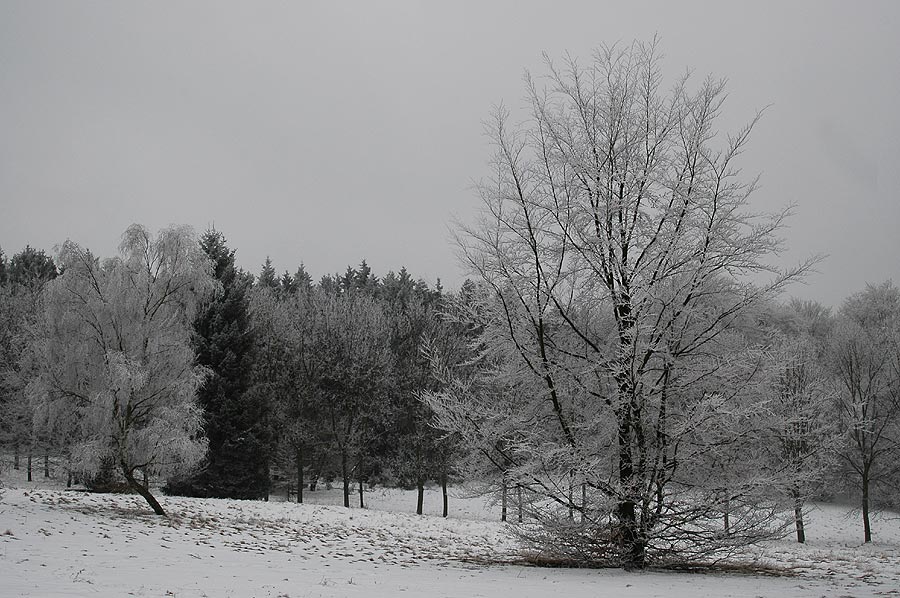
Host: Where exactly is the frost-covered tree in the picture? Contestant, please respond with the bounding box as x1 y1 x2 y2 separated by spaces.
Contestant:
381 272 448 515
249 283 324 504
828 282 900 542
27 225 216 515
0 245 58 477
251 283 393 508
762 332 838 543
424 41 813 567
311 290 392 507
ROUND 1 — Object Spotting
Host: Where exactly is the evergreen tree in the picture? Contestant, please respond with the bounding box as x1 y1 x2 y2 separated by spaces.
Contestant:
294 264 313 293
339 266 356 294
166 230 270 499
319 273 340 296
353 260 379 295
8 245 57 287
257 256 279 289
280 271 297 295
0 247 7 285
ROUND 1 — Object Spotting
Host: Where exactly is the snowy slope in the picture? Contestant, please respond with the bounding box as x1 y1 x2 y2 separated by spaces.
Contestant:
1 475 899 597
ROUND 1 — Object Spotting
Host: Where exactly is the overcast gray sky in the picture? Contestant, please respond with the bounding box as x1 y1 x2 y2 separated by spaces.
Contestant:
1 1 898 306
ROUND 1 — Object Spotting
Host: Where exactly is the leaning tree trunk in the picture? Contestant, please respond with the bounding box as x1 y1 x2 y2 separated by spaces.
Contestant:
122 466 166 516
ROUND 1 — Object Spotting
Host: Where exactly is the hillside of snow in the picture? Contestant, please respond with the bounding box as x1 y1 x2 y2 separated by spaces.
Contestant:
2 467 899 597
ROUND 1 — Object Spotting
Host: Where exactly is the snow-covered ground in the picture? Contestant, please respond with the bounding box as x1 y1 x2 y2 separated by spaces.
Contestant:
2 466 899 597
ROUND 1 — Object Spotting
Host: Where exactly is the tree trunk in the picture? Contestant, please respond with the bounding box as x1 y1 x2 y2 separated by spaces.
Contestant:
416 478 425 515
358 478 365 509
614 300 645 569
616 499 642 568
581 483 587 524
792 488 805 544
142 469 148 488
295 444 304 504
517 485 523 523
501 475 508 522
441 472 448 518
341 449 350 508
122 467 166 516
67 468 72 488
616 430 643 568
27 452 32 482
44 454 50 478
568 471 574 521
723 487 730 534
862 471 872 543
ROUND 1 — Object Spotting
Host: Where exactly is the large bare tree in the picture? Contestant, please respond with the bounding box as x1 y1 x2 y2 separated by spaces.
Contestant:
425 41 814 567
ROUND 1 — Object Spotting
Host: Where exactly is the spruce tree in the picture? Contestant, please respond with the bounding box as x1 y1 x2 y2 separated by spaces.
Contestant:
166 230 270 499
258 256 279 289
294 264 313 292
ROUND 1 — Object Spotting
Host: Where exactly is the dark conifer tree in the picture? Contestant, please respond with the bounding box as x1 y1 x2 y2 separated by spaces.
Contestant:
294 264 313 293
353 260 379 295
257 256 279 289
280 271 297 295
339 266 356 294
8 245 57 286
319 273 340 295
166 230 270 499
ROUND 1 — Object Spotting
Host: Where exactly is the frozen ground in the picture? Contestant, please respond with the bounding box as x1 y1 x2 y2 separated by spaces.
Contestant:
1 466 899 597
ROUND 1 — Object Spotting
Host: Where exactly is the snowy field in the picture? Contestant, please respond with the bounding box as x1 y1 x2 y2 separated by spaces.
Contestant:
2 466 900 597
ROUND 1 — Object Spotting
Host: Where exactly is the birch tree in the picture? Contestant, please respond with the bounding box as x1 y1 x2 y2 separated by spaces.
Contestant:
424 40 814 567
27 225 215 515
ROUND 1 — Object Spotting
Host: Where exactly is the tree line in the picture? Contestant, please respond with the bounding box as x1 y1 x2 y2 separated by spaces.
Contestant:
1 228 897 559
0 229 465 518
